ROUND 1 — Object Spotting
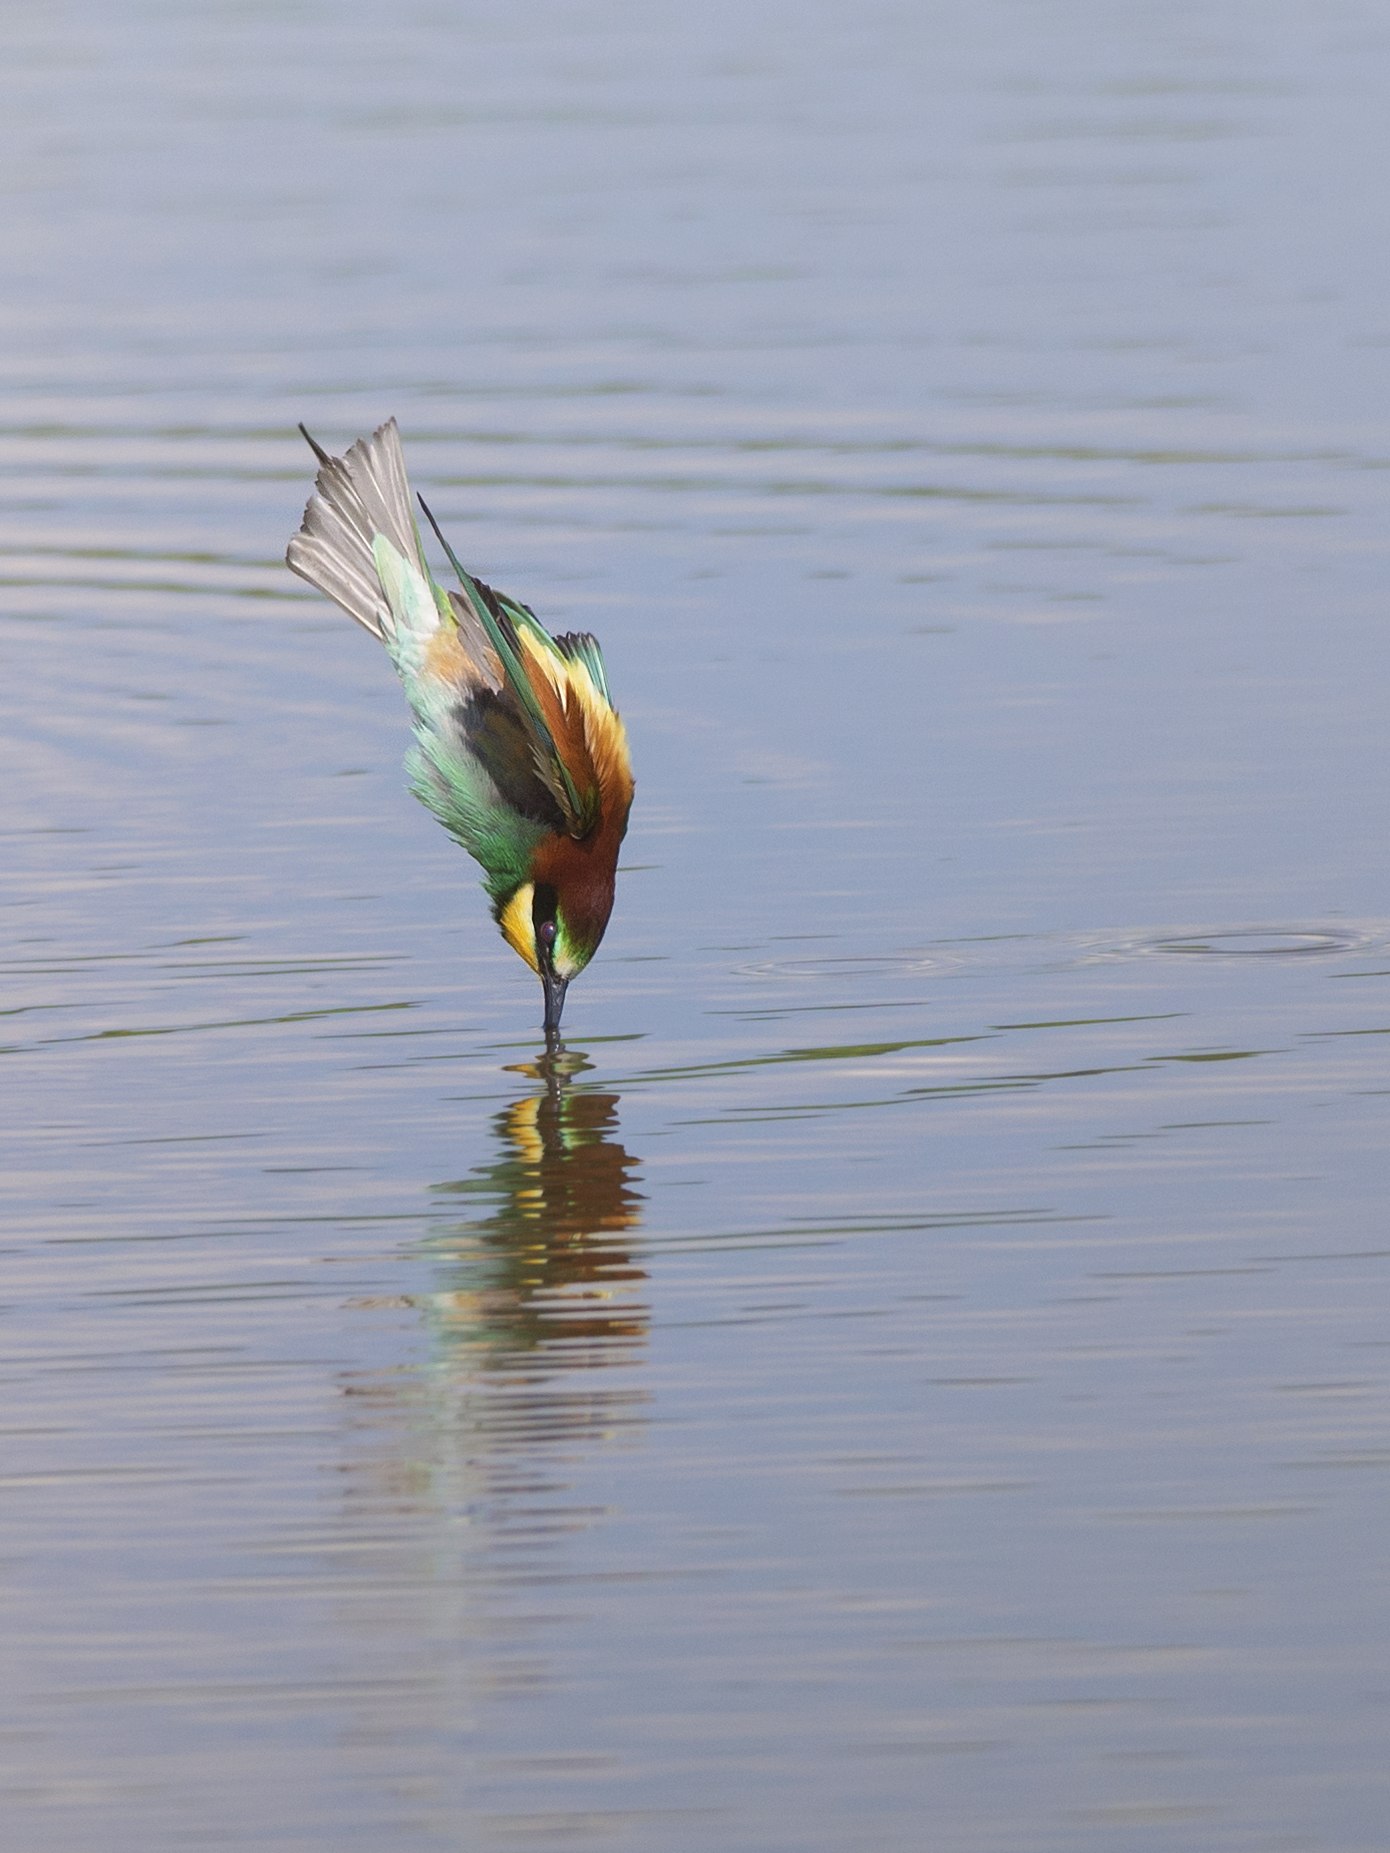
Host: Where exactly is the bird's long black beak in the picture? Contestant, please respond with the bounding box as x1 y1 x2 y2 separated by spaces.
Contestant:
542 970 569 1035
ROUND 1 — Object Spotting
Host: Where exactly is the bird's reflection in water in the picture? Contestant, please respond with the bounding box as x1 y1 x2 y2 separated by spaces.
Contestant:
421 1044 648 1455
328 1051 647 1727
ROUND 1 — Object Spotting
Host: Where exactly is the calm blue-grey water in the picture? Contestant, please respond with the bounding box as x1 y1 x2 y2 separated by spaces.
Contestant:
4 3 1390 1848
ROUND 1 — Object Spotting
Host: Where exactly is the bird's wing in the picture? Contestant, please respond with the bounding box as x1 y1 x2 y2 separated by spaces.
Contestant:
418 500 618 843
483 588 611 704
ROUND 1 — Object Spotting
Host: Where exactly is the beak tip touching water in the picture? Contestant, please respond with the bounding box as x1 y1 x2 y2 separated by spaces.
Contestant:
542 972 569 1036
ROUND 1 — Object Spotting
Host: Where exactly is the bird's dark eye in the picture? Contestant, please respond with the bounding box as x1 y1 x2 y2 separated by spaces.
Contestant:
538 920 557 948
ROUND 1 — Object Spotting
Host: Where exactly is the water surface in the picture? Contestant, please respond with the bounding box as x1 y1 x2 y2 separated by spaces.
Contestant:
4 3 1390 1848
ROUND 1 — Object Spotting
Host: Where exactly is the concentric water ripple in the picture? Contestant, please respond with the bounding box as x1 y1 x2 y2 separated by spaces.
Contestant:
734 923 1388 987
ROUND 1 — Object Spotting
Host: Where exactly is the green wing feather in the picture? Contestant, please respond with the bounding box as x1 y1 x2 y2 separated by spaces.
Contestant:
369 533 558 900
479 590 611 705
417 496 593 833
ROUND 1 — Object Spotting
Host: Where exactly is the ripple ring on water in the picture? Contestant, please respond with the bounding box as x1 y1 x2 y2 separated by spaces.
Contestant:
1140 928 1366 959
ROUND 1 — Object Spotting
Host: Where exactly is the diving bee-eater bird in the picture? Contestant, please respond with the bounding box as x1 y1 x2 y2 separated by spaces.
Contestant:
286 419 634 1036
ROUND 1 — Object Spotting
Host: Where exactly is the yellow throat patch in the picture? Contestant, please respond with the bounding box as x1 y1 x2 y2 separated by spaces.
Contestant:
499 884 539 974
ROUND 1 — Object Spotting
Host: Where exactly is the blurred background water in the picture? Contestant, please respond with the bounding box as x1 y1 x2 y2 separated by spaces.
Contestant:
3 2 1390 1847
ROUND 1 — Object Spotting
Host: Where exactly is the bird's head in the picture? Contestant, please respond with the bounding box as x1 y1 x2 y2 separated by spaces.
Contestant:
497 853 620 1035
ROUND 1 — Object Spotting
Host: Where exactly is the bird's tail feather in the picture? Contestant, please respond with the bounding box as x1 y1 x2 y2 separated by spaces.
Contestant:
286 419 425 640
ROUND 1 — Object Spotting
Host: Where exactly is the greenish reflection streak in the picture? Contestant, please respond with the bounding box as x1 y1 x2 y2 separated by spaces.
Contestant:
990 1013 1186 1030
39 1001 417 1046
657 1041 1273 1124
607 1033 992 1090
1157 1049 1270 1063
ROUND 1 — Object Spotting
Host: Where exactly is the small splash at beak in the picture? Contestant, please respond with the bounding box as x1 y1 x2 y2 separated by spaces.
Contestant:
542 969 569 1035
